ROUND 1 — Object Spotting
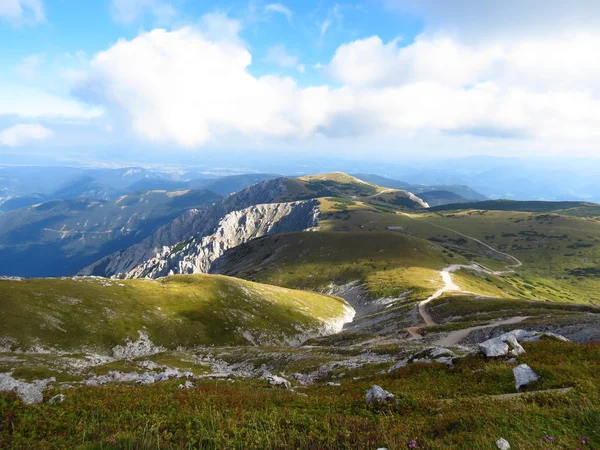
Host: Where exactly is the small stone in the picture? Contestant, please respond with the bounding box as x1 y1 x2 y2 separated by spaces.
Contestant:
513 364 539 391
178 381 194 389
366 385 394 405
48 394 65 404
496 437 511 450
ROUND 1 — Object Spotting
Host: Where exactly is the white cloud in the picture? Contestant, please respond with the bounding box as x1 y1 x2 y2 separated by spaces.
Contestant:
296 64 305 73
75 15 600 150
265 3 292 21
15 53 45 80
264 45 298 68
0 124 52 147
0 83 103 119
319 5 342 39
111 0 176 25
0 0 44 24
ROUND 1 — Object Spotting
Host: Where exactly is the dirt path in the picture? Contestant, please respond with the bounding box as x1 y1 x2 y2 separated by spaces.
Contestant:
433 316 530 347
417 264 479 326
397 214 524 334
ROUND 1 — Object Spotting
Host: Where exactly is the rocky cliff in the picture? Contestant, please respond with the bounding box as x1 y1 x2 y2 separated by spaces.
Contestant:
120 200 320 279
79 178 291 277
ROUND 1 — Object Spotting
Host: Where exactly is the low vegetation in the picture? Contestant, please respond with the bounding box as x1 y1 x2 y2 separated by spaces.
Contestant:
1 340 598 449
0 275 350 351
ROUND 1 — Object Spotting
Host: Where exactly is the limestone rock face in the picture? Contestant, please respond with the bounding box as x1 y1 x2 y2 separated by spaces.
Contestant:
79 178 291 278
0 373 55 404
123 199 319 279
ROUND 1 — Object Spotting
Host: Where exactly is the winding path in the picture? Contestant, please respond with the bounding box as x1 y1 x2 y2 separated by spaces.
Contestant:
399 214 524 334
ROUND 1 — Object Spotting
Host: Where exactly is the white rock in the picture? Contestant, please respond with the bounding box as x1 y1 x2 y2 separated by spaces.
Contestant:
49 394 65 404
0 373 55 404
479 333 525 358
112 331 164 359
513 364 539 391
178 381 194 389
496 437 511 450
366 385 395 405
263 374 291 389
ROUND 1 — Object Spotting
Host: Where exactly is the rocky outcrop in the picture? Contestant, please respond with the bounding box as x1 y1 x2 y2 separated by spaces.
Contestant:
79 178 291 278
366 385 395 405
513 364 539 391
122 200 319 279
0 373 55 404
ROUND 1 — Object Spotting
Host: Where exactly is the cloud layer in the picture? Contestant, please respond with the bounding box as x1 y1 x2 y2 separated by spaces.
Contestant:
0 124 52 147
73 15 600 149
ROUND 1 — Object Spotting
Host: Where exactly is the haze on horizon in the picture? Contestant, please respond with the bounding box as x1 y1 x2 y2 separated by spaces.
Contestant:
1 0 600 166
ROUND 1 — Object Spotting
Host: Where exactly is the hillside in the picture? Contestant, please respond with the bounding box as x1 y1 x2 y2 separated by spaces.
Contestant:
351 173 488 203
0 189 221 277
82 173 429 279
430 199 598 212
0 274 352 352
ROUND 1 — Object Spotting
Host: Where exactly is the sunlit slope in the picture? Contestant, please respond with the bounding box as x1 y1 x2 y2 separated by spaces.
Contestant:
387 209 600 304
0 275 352 352
213 231 464 300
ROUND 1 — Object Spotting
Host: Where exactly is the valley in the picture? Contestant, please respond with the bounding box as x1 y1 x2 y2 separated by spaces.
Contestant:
1 171 599 449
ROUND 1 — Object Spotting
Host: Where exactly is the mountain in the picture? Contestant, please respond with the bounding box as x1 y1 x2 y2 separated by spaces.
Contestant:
81 173 428 279
351 173 487 204
0 189 222 277
52 176 119 201
429 199 599 212
0 193 48 213
188 173 281 196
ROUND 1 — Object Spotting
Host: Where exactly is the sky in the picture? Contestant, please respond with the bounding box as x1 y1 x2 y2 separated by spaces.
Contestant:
1 0 600 166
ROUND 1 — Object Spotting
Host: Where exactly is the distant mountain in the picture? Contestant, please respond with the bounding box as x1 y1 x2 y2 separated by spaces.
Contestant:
0 193 48 212
417 190 469 207
82 172 428 279
189 173 281 196
351 173 487 204
0 189 222 277
52 176 119 201
429 199 599 212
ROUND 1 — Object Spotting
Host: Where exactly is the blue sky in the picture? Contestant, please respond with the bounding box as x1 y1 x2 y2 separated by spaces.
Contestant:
1 0 600 166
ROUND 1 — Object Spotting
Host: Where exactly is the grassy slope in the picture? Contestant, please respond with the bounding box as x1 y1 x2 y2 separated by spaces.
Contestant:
389 210 600 304
426 294 600 331
214 231 464 300
1 340 598 449
0 275 350 351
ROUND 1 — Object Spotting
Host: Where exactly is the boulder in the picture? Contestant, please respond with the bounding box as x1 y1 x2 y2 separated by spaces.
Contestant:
513 364 539 391
496 437 511 450
479 333 525 358
365 385 395 405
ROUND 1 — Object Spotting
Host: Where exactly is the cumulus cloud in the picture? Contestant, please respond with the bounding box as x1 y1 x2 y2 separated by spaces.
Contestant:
111 0 177 25
0 124 52 147
0 0 44 24
74 14 600 149
265 3 292 21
